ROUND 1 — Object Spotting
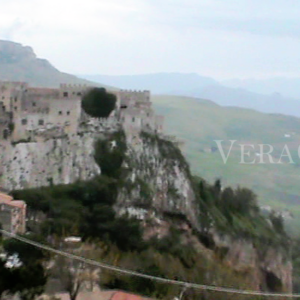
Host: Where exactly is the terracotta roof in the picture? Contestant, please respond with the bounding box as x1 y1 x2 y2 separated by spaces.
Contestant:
8 201 26 209
0 193 25 208
0 193 13 203
109 291 144 300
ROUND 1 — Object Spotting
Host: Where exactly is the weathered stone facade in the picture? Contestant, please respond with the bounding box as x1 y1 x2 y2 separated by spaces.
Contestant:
0 192 26 234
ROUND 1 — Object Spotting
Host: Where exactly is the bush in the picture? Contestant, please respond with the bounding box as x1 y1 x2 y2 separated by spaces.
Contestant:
81 88 116 118
94 131 127 178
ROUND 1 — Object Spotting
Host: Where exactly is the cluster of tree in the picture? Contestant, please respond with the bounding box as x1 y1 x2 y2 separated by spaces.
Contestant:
81 87 116 118
196 178 288 247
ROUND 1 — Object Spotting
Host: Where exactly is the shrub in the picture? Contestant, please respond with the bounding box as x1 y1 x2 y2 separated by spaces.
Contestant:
81 88 116 118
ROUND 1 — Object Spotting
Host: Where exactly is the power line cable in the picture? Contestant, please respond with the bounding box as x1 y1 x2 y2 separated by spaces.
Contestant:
1 229 299 298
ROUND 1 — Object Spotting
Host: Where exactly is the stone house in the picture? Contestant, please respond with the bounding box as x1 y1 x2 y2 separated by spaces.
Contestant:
0 192 26 234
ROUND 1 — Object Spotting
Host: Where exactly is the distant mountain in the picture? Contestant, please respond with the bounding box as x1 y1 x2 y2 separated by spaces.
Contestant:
223 77 300 99
0 40 109 88
80 73 218 94
80 73 300 118
189 85 300 117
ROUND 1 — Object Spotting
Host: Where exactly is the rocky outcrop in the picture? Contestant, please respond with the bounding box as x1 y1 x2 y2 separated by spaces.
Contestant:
116 131 199 227
213 233 293 292
0 132 100 190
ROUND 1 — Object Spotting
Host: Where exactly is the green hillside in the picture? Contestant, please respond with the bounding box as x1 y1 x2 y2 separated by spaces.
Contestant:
152 94 300 235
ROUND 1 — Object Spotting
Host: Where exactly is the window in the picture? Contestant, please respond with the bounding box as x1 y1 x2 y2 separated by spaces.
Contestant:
14 106 17 111
38 119 44 126
21 119 27 125
32 102 36 107
59 111 62 115
14 97 17 102
132 117 135 122
3 129 8 140
67 111 70 115
77 92 82 96
63 92 68 97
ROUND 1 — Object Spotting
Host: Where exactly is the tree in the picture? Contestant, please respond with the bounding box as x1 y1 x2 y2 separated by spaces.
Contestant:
81 88 116 118
3 235 48 265
0 259 11 298
54 256 86 300
11 263 47 300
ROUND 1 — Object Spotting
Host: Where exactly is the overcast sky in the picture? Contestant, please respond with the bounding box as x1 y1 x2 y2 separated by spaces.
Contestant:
1 0 300 79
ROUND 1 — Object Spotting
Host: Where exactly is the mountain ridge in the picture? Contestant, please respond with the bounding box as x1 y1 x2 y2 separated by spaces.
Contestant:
79 72 300 118
0 40 111 88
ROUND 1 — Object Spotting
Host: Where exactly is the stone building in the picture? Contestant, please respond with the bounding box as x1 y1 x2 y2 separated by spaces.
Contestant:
0 192 26 234
0 82 30 118
118 90 164 134
0 81 164 143
0 101 12 140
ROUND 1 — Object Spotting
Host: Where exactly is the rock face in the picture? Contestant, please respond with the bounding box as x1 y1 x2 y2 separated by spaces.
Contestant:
0 133 100 190
213 233 293 292
116 132 199 227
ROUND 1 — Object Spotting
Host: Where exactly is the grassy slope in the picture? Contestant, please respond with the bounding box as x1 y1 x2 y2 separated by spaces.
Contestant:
152 95 300 236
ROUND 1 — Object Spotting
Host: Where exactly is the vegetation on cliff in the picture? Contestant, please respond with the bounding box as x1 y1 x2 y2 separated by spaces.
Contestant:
196 178 288 249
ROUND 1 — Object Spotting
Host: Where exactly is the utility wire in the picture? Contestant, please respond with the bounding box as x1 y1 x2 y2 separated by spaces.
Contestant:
1 229 299 298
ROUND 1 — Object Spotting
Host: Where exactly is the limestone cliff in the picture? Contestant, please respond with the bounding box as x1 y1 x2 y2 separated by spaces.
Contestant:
0 133 100 191
116 132 198 227
0 121 293 293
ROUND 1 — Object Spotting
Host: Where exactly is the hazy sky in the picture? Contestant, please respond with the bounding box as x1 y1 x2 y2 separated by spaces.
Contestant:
1 0 300 79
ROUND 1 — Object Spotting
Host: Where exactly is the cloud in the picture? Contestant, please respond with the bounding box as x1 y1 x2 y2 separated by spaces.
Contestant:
1 0 300 78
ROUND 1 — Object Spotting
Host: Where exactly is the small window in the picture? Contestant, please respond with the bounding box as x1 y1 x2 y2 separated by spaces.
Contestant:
77 92 82 96
38 119 44 126
32 102 36 107
21 119 27 125
14 97 17 102
3 129 8 140
67 111 70 115
1 96 4 100
59 111 62 115
63 92 68 97
14 106 17 111
132 117 135 122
